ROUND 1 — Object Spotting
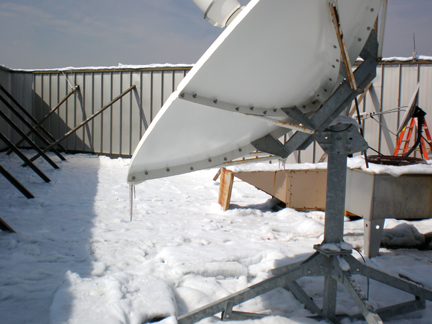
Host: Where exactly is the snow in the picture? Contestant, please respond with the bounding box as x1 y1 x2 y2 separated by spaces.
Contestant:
347 156 432 176
231 155 432 176
0 63 194 73
0 151 432 323
2 55 432 73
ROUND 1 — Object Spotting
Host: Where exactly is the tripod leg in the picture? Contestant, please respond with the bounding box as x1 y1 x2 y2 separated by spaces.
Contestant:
345 255 432 301
284 280 322 315
341 272 383 324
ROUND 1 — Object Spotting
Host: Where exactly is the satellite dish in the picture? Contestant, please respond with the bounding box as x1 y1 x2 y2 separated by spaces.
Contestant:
192 0 242 27
127 0 381 185
397 82 420 134
127 2 432 322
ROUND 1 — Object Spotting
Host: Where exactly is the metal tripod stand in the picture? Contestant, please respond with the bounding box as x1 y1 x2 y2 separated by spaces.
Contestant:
178 124 432 324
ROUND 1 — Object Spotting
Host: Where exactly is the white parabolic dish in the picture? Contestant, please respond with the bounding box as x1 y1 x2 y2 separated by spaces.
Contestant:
128 0 382 184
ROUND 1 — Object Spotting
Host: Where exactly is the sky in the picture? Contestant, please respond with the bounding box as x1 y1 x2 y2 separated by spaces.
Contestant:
0 0 430 70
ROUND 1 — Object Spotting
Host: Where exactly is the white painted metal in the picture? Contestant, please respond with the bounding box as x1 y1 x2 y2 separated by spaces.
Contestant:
128 0 382 184
378 0 388 59
192 0 242 27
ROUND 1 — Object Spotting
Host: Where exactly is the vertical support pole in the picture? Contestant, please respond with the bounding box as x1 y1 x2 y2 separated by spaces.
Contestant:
321 151 348 321
323 152 347 244
323 275 338 320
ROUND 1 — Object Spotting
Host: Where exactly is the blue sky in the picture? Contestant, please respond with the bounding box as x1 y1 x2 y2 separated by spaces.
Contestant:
0 0 430 69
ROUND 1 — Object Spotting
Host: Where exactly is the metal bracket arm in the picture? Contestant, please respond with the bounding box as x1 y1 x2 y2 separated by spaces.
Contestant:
281 106 316 130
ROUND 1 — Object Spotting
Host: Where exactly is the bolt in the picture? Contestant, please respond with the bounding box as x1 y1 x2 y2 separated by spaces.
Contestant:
370 8 374 12
193 94 197 98
166 168 170 172
214 99 218 104
132 176 136 180
145 171 148 175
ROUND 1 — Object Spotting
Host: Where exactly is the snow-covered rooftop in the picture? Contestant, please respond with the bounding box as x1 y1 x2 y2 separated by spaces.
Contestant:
1 151 431 323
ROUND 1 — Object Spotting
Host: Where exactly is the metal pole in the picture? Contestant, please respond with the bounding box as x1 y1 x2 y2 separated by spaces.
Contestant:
0 165 34 199
25 85 136 164
0 85 68 156
0 93 66 161
0 109 59 169
0 132 50 183
8 85 79 152
323 152 347 244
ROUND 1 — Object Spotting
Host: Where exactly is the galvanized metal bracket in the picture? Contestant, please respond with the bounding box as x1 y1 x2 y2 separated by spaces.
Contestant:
281 106 316 130
316 124 368 155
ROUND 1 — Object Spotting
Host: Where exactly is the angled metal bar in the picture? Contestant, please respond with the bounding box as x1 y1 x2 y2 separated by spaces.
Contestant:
344 255 432 301
223 311 267 320
0 164 34 199
26 85 136 164
281 57 376 157
350 256 432 300
0 217 16 233
0 132 50 182
0 93 66 161
177 265 306 324
281 106 316 130
341 271 383 324
284 281 322 315
376 297 425 321
0 109 59 169
8 85 79 153
276 30 378 158
0 85 68 156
